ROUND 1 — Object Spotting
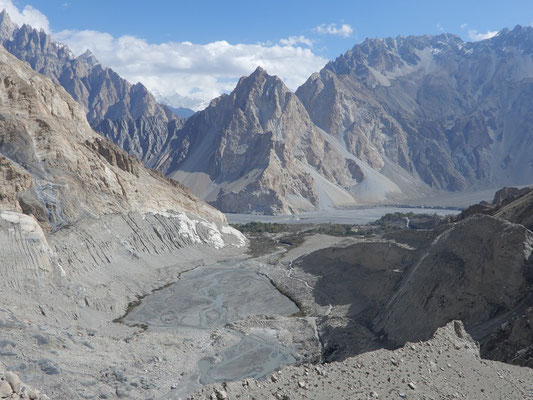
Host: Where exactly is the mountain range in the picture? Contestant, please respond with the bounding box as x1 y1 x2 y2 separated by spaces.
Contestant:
0 10 183 168
297 29 533 192
2 10 532 214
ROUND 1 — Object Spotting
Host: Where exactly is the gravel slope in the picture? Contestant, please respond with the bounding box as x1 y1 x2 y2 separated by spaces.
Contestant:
191 321 533 400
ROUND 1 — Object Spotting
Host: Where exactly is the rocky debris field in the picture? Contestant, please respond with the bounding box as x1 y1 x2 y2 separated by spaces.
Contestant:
191 321 533 399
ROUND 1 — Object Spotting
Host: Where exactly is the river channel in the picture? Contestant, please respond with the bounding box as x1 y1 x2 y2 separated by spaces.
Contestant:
122 262 299 386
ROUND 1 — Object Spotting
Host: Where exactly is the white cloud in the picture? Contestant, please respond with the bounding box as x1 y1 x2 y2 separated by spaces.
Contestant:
54 30 328 110
279 35 313 47
460 23 468 29
315 23 353 38
468 29 498 41
436 23 445 33
0 0 49 32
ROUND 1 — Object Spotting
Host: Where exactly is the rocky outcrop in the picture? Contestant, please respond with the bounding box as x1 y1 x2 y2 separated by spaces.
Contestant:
493 189 533 231
450 186 533 230
0 155 31 212
0 10 181 166
155 67 403 214
297 27 533 194
85 137 141 177
0 367 48 400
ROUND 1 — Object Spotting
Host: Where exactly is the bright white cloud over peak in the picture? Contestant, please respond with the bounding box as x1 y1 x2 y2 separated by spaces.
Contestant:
55 29 327 110
315 23 353 37
468 29 498 41
0 0 50 32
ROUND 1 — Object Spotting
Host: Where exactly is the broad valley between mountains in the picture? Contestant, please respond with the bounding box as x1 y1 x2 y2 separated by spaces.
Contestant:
1 4 533 400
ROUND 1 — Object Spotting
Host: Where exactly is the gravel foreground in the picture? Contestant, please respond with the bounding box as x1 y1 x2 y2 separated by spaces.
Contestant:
191 321 533 400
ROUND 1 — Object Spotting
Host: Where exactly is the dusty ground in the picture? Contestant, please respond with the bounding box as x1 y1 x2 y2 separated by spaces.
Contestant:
191 321 533 400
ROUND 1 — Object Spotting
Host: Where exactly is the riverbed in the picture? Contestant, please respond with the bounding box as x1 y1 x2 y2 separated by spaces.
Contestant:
122 262 301 388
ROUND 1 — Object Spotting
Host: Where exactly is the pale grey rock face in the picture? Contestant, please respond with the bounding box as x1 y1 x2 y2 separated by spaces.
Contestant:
296 27 533 192
155 67 385 214
0 10 16 42
0 11 181 165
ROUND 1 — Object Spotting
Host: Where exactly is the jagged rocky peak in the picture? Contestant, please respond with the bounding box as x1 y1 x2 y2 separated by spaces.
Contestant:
0 9 16 41
229 66 310 132
0 10 183 166
325 32 464 77
155 66 402 214
489 24 533 49
77 48 99 67
235 67 286 99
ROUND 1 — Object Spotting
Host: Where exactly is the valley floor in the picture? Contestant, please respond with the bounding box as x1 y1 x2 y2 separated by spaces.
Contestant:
2 206 533 400
226 206 458 225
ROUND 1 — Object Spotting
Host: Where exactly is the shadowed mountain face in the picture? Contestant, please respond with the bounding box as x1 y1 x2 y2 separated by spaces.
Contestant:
0 10 182 168
296 27 533 192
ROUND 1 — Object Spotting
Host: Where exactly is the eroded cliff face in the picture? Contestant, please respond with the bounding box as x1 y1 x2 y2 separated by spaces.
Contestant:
155 67 403 214
0 42 248 400
297 28 533 192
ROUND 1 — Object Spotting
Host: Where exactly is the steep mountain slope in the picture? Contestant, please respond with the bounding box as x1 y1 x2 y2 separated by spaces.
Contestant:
155 67 405 214
0 44 225 228
297 27 533 193
0 10 181 167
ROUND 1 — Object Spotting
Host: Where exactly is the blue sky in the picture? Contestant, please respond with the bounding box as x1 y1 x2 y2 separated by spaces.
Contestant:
22 0 533 56
4 0 533 109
